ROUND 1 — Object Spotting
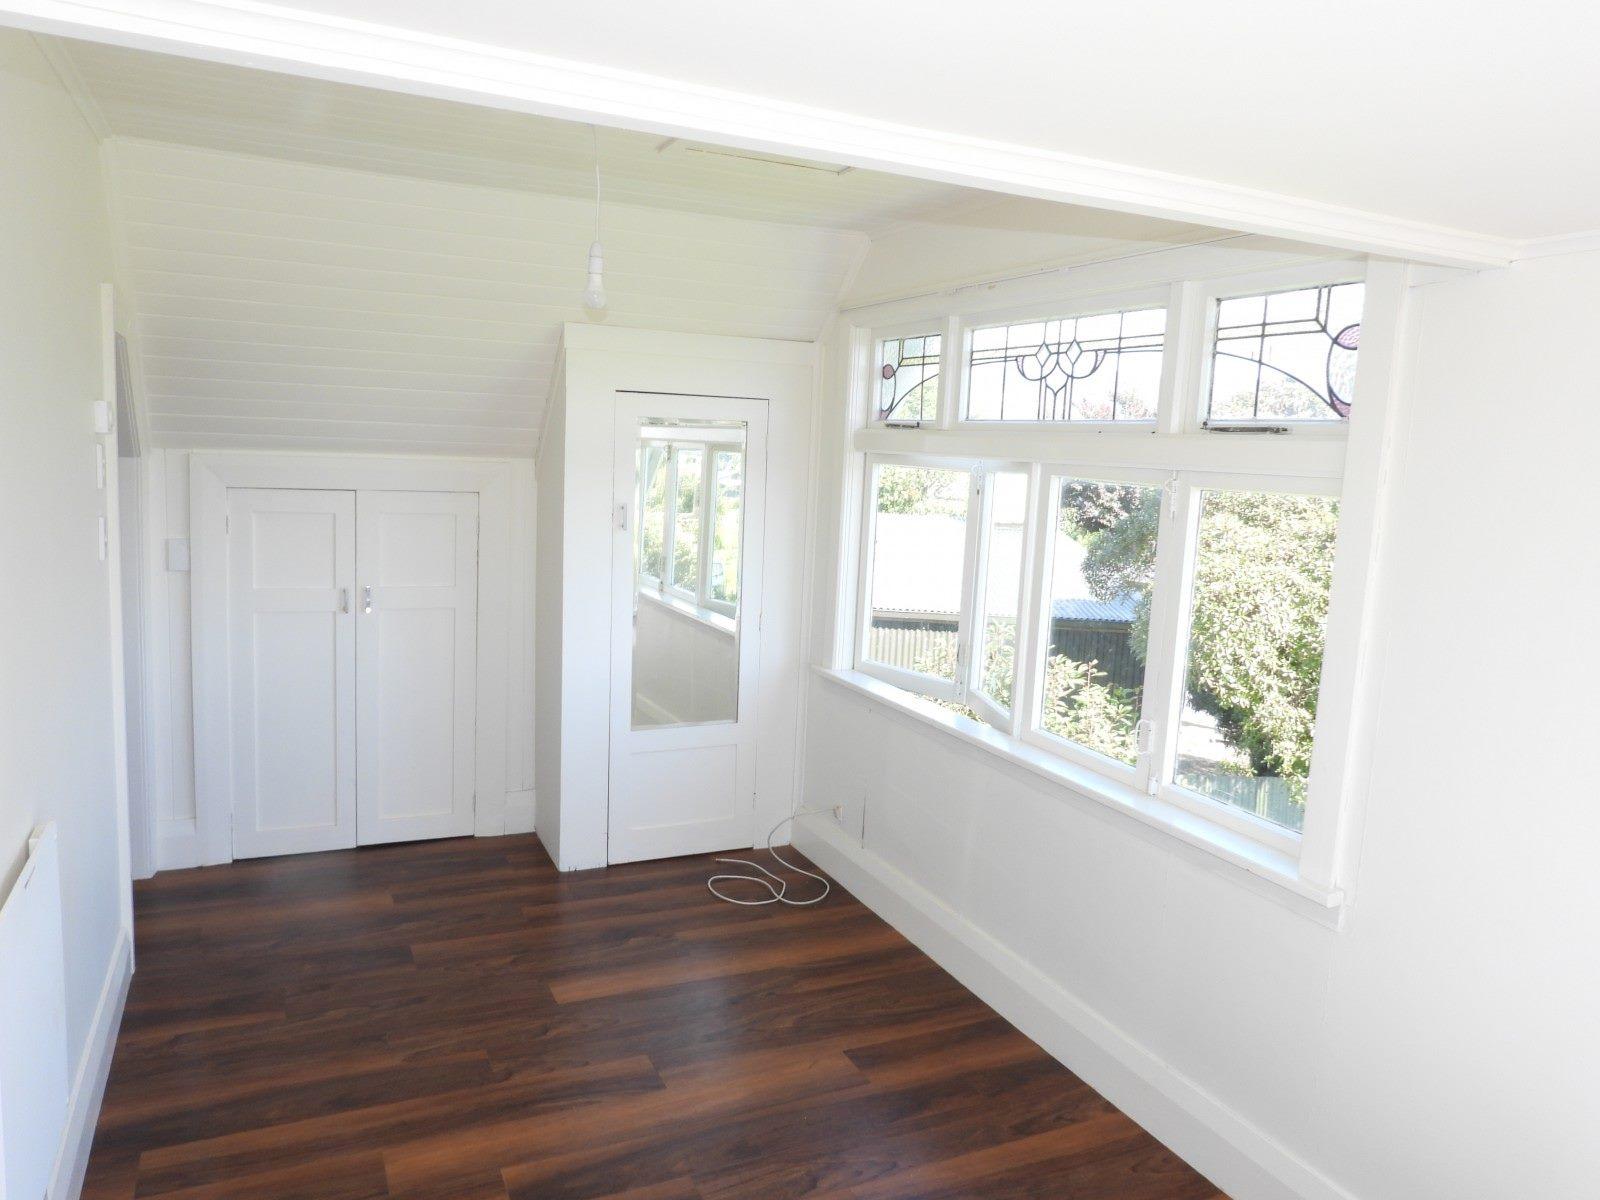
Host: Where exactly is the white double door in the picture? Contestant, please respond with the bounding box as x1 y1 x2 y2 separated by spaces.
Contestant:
227 488 479 858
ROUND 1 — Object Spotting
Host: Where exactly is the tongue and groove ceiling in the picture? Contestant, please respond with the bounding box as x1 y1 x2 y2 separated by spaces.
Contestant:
48 37 1212 455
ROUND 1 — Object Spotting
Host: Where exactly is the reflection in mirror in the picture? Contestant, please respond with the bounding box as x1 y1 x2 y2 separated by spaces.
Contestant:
631 419 746 729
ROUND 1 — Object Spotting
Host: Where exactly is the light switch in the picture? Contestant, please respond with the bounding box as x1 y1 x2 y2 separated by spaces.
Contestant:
165 538 190 572
91 399 113 435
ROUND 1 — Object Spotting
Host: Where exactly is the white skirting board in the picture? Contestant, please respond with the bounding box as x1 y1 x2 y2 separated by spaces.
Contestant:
50 930 132 1200
793 818 1360 1200
503 789 536 835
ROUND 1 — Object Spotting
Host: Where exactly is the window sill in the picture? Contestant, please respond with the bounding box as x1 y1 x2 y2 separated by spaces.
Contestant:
638 588 736 635
813 666 1346 926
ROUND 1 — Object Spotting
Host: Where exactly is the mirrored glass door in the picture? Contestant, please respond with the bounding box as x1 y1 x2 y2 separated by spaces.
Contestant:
609 398 768 864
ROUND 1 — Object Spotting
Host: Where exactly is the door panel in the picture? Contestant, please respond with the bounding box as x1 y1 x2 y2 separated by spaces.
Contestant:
608 398 767 864
356 491 478 845
228 489 356 858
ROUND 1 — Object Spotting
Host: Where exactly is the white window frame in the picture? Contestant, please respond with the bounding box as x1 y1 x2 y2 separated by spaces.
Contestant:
962 463 1038 730
831 254 1409 913
1192 264 1368 437
638 435 743 621
1018 462 1173 791
854 453 982 702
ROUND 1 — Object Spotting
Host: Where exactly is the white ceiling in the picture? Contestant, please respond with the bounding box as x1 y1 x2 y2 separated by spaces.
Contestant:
61 37 989 234
47 37 1213 455
233 0 1600 244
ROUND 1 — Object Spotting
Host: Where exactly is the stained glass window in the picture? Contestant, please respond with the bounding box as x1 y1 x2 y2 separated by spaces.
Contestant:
1208 282 1363 423
966 307 1165 422
875 333 941 424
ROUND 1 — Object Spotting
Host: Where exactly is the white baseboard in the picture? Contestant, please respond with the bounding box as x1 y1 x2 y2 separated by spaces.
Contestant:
155 817 200 871
794 819 1359 1200
502 789 536 835
49 928 131 1200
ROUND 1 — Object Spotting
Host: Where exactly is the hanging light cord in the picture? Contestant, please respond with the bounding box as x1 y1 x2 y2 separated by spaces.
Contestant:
707 809 832 907
591 124 602 241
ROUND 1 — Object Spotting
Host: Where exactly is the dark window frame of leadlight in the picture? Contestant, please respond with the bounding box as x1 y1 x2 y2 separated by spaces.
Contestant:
1207 281 1364 425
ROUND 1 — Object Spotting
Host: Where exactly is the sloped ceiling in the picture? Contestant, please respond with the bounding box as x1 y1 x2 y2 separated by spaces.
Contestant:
49 37 1215 455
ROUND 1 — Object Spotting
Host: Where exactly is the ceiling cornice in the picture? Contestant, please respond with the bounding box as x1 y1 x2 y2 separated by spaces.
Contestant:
2 0 1526 268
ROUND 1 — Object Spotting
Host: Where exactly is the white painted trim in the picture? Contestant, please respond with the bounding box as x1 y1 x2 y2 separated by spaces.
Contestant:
48 929 131 1200
1513 229 1600 260
502 788 535 835
100 285 136 948
0 0 1517 267
156 817 201 871
794 817 1360 1200
188 451 513 864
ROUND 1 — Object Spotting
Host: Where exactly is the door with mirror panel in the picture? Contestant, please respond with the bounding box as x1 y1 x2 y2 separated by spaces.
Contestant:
608 396 768 864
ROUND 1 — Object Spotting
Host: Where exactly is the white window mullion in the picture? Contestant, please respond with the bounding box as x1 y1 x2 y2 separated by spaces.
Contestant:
1137 471 1199 797
852 458 881 672
952 469 988 703
1011 463 1050 739
939 313 963 430
696 445 717 609
661 445 679 594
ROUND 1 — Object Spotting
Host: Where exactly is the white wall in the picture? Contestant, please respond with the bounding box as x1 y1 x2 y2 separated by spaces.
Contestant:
796 248 1600 1199
134 447 537 868
0 24 130 1190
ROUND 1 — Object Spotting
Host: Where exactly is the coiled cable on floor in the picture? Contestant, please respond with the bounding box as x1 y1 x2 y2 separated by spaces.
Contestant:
707 809 832 907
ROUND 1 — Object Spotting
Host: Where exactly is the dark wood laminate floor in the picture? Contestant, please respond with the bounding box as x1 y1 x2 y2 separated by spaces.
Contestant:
82 835 1225 1200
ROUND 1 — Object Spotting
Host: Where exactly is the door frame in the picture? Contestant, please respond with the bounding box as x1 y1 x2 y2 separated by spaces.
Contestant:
190 453 512 866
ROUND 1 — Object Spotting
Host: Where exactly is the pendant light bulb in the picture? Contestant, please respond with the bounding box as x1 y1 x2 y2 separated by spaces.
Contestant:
583 239 607 311
582 126 608 312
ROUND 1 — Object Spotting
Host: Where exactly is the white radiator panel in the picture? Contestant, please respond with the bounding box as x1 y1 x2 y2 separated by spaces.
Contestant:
0 823 71 1200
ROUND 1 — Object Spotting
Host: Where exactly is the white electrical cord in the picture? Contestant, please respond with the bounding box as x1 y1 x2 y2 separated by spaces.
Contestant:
707 809 832 907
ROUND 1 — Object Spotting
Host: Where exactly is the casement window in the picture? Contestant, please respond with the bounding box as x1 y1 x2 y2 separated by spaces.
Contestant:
637 435 743 618
1206 282 1364 425
965 305 1165 422
839 261 1387 894
874 330 942 426
856 461 974 699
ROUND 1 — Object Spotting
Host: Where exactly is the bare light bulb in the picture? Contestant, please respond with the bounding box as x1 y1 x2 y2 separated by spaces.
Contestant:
583 239 607 311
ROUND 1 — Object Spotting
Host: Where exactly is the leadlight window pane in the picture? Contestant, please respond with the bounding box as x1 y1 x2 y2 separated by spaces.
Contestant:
966 307 1165 422
866 464 970 679
974 471 1029 713
876 333 941 424
1038 479 1158 765
1174 490 1340 832
1208 282 1364 423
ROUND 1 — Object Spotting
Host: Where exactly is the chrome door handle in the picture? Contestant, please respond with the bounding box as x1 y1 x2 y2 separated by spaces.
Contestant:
339 587 350 614
362 585 373 614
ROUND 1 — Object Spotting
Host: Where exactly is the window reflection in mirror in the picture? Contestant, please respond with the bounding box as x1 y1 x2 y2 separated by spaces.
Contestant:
631 420 746 729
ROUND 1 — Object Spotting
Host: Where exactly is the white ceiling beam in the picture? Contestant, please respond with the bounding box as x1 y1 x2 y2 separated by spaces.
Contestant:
0 0 1521 269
